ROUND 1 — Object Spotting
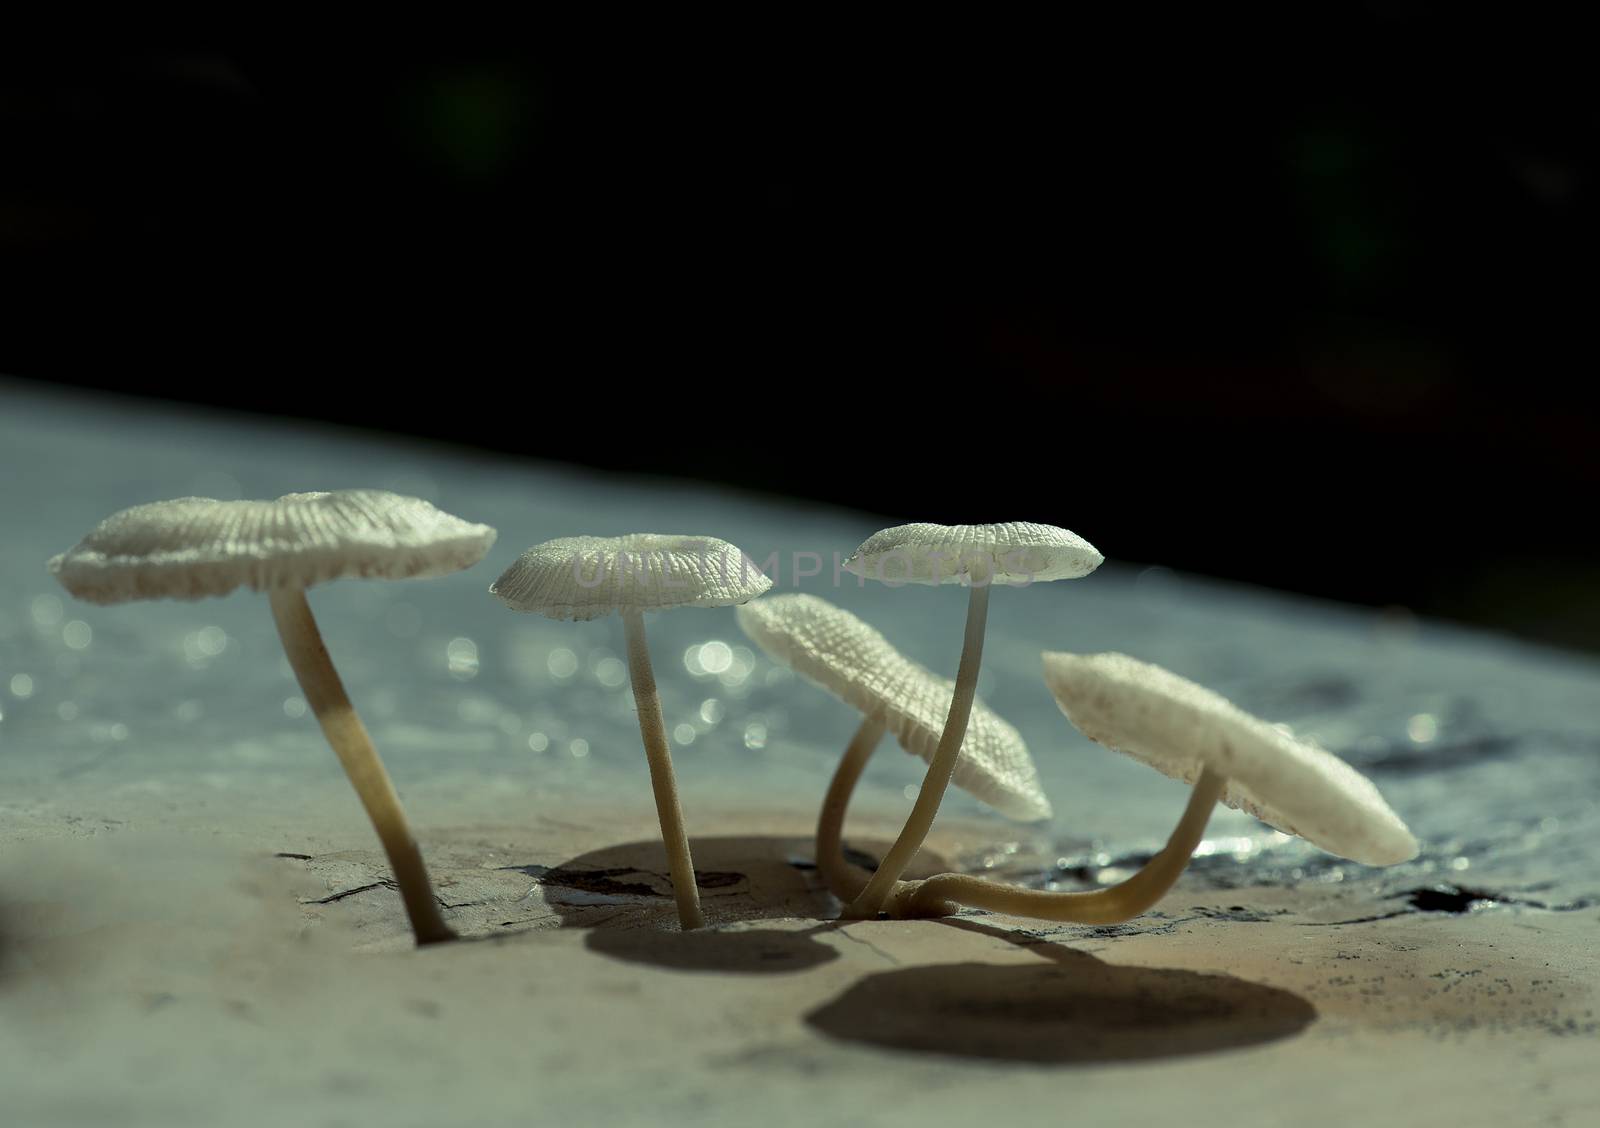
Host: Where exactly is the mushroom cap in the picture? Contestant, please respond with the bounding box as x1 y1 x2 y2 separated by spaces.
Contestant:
842 522 1102 587
737 593 1051 821
1042 651 1419 865
48 490 498 605
491 533 773 621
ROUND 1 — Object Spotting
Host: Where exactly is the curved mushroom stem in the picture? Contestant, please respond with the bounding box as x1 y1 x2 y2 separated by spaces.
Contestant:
903 767 1226 923
816 713 887 903
844 581 991 918
622 608 704 930
269 588 455 946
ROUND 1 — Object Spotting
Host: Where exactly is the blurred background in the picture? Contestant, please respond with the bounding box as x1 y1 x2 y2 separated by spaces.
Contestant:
2 21 1594 650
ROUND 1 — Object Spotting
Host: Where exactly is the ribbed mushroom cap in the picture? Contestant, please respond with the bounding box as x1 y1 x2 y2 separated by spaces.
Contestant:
842 522 1102 587
48 491 497 605
1042 651 1419 865
738 594 1050 821
492 534 772 622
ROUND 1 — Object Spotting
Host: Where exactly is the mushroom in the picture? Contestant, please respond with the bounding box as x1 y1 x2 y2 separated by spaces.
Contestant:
47 490 497 946
838 522 1101 916
735 593 1049 908
904 651 1419 921
490 534 771 930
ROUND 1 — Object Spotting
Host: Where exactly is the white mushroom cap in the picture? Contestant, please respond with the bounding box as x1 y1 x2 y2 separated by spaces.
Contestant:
842 522 1102 587
48 491 498 605
491 534 772 621
738 594 1051 821
1042 651 1419 866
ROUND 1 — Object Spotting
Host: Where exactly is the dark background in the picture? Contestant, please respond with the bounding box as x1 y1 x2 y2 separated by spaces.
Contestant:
3 22 1595 649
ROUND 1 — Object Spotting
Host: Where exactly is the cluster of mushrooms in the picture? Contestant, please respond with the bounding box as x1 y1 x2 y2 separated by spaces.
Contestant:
47 491 1418 946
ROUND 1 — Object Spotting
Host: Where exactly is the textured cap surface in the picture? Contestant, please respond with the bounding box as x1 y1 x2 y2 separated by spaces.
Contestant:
492 534 772 621
1042 651 1418 865
842 522 1102 587
738 593 1050 821
49 491 498 604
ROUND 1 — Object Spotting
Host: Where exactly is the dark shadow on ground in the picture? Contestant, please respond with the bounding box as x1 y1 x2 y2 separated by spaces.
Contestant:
799 913 1318 1063
585 923 840 973
522 835 953 930
522 835 950 974
806 954 1317 1063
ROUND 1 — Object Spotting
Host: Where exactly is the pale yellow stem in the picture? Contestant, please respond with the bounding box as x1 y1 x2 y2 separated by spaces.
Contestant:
844 582 990 918
816 714 887 903
904 767 1227 923
269 588 454 946
623 608 704 930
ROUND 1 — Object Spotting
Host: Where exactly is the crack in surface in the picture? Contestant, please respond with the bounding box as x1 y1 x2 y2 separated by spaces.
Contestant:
300 881 393 905
834 927 901 967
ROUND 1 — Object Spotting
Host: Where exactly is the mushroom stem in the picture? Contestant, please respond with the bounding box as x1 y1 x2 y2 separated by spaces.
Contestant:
903 767 1226 923
268 588 455 946
816 713 887 903
622 608 705 930
844 581 991 918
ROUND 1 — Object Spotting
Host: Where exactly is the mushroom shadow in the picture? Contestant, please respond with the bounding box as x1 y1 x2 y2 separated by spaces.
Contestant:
805 952 1317 1063
518 834 949 975
584 924 839 974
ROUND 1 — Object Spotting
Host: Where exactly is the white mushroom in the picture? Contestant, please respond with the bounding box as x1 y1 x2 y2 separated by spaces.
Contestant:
838 521 1101 916
905 651 1419 922
736 594 1048 906
491 534 771 929
49 490 497 945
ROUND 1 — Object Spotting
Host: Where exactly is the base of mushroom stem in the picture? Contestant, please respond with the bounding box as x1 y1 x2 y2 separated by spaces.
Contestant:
837 879 961 920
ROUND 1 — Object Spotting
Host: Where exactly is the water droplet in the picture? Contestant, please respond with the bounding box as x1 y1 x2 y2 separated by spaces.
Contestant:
30 595 63 628
527 731 549 752
1406 713 1438 744
448 637 480 679
547 648 578 680
569 738 590 758
697 641 733 675
902 784 919 801
673 723 697 745
183 626 228 662
196 626 227 656
283 696 308 718
175 700 204 723
718 646 756 687
594 657 626 688
742 722 767 750
62 620 93 649
108 723 129 741
56 701 79 721
9 673 34 698
699 698 724 725
1450 856 1470 871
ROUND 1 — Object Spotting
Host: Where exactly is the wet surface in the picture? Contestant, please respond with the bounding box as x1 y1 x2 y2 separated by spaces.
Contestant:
3 381 1599 1125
